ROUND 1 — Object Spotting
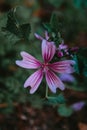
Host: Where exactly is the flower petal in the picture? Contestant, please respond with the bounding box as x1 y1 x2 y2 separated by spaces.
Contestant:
71 101 85 111
59 44 68 50
35 31 49 41
34 33 43 40
49 60 75 74
16 51 41 69
45 70 65 93
24 69 43 94
59 74 75 83
45 31 49 40
42 40 56 63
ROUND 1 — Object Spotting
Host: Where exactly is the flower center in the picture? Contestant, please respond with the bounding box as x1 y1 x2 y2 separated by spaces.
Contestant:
42 63 49 72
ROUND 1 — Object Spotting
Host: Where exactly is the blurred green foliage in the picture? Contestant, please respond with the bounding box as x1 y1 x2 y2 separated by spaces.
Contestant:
0 3 42 113
47 0 87 43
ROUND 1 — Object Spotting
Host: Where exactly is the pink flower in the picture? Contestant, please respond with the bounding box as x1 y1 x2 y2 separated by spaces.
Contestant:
57 51 64 58
35 31 78 58
58 40 68 50
35 32 67 58
16 39 75 94
57 40 69 57
71 101 85 111
59 73 75 83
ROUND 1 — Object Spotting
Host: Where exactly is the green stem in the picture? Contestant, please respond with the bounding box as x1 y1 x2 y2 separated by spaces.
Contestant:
45 84 58 100
45 84 48 98
45 84 56 99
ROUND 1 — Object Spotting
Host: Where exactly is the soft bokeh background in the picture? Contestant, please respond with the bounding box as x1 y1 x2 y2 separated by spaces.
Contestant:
0 0 87 130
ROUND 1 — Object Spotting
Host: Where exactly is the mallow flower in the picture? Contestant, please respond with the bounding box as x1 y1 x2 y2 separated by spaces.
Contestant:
35 31 78 57
59 73 75 83
57 40 79 58
16 40 74 94
57 40 68 57
16 37 75 94
71 101 85 111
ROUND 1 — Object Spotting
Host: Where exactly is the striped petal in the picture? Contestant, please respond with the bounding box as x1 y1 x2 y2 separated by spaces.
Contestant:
42 40 56 63
49 60 75 74
16 51 41 69
24 69 43 94
45 70 65 93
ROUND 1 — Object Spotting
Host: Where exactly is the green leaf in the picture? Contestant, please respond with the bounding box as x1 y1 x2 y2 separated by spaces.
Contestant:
2 8 31 41
20 23 31 41
46 94 66 106
58 104 73 117
43 23 52 32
